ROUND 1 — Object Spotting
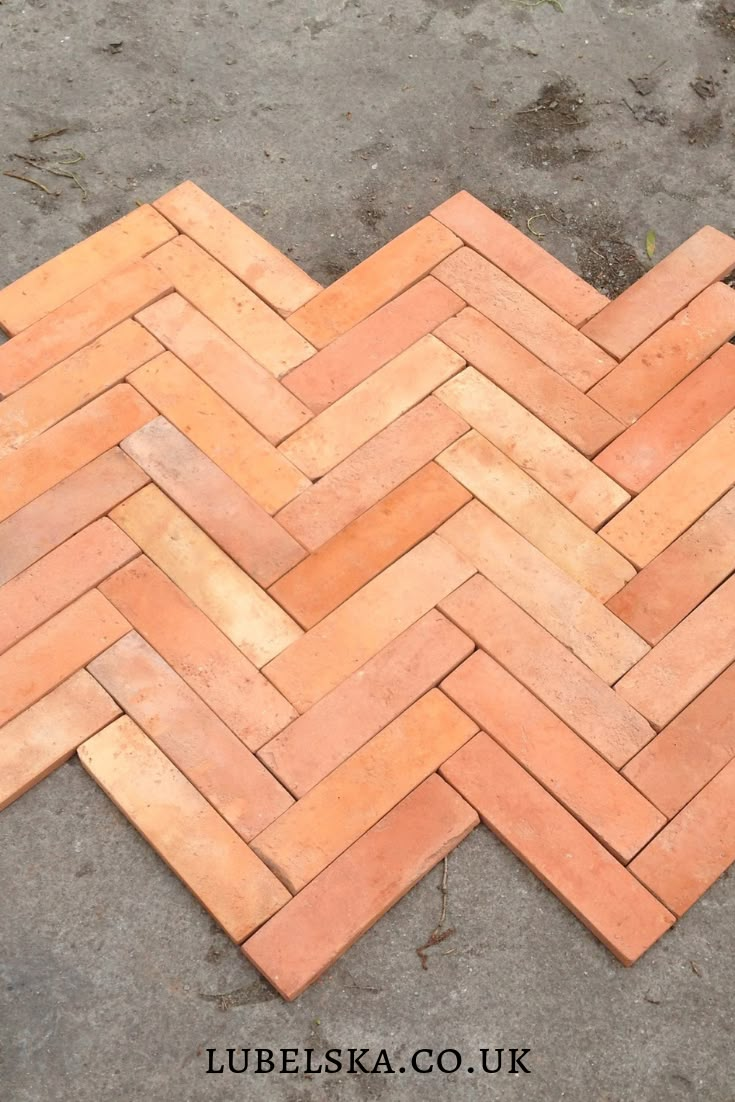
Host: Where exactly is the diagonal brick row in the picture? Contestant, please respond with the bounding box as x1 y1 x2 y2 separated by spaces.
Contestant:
1 181 735 999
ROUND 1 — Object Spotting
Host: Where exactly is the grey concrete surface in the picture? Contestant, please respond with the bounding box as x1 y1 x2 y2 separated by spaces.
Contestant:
1 0 734 1099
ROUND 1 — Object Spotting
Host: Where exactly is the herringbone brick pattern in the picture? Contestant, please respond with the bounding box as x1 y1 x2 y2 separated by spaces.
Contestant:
2 183 735 1000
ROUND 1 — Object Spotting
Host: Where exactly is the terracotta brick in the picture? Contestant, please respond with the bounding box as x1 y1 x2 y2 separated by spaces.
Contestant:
0 321 162 459
594 344 735 493
0 385 156 523
623 664 735 818
251 690 477 892
0 260 172 397
243 775 478 999
629 758 735 917
89 634 293 841
283 277 463 413
280 335 464 478
0 449 147 587
100 556 297 751
432 191 608 326
0 590 129 727
0 204 176 335
288 217 461 348
0 671 120 811
615 575 735 729
144 237 315 377
276 397 468 550
599 410 735 568
439 500 648 683
110 485 301 667
606 490 735 645
442 652 664 862
136 294 312 442
0 519 138 655
153 181 320 315
258 610 474 796
433 248 616 390
438 431 634 602
436 308 624 458
263 535 474 712
440 575 655 767
581 225 735 359
438 368 629 528
587 284 735 426
121 418 305 587
440 734 675 964
270 465 470 628
78 717 291 941
127 352 308 513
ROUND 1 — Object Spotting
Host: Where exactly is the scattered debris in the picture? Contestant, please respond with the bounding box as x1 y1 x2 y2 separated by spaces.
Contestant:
628 59 667 97
527 213 550 237
514 0 564 11
691 76 718 99
622 99 668 126
11 148 88 200
644 993 662 1005
104 41 124 54
690 960 703 977
645 229 656 259
28 126 68 143
2 170 55 194
198 980 278 1009
416 857 455 970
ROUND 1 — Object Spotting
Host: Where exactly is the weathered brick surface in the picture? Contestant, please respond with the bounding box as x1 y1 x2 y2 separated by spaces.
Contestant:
1 185 732 997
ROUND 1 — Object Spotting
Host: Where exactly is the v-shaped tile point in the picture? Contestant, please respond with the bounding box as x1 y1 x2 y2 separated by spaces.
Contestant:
1 182 735 999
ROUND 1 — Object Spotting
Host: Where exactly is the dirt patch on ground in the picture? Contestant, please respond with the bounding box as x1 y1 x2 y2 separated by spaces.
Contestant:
701 0 735 36
510 79 594 168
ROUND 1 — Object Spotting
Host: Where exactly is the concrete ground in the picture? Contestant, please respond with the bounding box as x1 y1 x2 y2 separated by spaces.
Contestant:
1 0 734 1098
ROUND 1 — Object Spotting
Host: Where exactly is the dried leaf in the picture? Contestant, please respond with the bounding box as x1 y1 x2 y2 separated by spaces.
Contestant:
645 229 656 259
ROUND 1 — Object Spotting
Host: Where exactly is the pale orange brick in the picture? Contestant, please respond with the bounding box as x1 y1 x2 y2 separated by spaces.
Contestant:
251 690 477 892
289 217 461 347
144 237 315 376
615 575 735 729
623 664 735 818
440 575 655 767
433 248 616 390
439 500 648 683
78 717 291 941
110 485 301 667
136 295 312 443
283 276 463 412
258 610 474 796
0 260 172 396
0 590 129 727
438 368 629 528
89 634 293 841
280 335 464 478
588 284 735 426
0 672 120 811
243 775 478 999
0 519 138 654
0 449 148 586
593 345 735 493
100 556 297 751
600 410 735 568
270 465 470 628
0 385 156 523
263 535 474 712
629 758 735 917
438 431 634 602
127 352 308 513
120 418 304 587
0 204 176 335
153 180 320 314
606 489 735 645
582 226 735 359
440 734 674 964
437 308 624 457
0 320 161 459
275 397 468 550
432 191 608 326
442 652 664 862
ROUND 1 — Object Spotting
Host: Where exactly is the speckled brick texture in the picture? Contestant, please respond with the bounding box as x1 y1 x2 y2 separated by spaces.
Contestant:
1 181 734 999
